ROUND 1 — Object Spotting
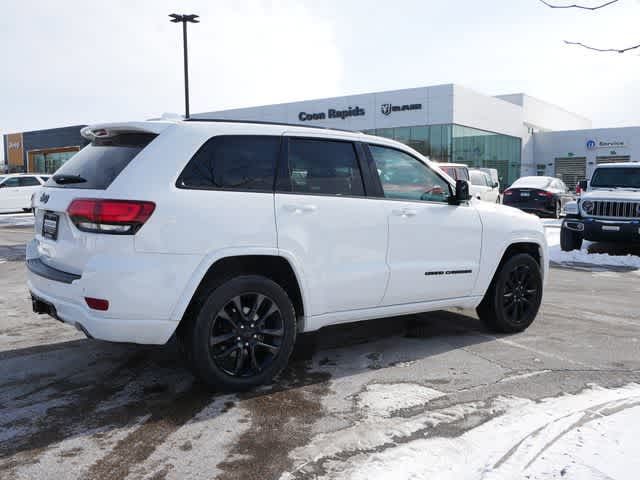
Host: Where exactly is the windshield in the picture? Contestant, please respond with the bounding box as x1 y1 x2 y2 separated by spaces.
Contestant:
590 167 640 189
511 176 552 189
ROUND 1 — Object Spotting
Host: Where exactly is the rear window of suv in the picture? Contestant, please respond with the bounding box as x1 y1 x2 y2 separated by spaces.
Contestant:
45 133 157 190
177 135 280 191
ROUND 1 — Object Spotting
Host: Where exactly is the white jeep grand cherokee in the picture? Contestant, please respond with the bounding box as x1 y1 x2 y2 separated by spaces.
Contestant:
27 120 548 390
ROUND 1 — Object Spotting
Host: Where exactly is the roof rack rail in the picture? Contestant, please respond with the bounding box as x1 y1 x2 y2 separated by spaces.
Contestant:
183 117 360 134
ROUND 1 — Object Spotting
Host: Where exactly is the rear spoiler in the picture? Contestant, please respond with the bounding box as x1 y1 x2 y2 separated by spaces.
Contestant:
81 121 175 141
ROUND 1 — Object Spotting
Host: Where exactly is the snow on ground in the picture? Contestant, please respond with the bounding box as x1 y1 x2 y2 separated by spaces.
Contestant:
543 219 640 269
285 383 640 480
0 212 34 228
357 383 445 418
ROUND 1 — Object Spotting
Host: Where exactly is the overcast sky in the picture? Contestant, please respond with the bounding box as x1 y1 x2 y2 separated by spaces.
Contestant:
2 0 639 156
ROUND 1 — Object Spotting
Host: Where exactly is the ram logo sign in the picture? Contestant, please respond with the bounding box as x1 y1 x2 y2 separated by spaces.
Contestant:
380 103 422 116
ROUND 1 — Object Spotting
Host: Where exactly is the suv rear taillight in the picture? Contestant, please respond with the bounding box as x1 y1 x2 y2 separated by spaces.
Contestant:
68 199 155 234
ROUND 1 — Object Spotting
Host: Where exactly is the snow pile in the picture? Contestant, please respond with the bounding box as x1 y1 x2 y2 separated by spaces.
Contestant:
545 223 640 269
357 383 444 418
290 383 640 480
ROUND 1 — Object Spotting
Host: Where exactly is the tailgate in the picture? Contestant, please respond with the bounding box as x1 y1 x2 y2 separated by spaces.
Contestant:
30 125 161 275
33 189 135 275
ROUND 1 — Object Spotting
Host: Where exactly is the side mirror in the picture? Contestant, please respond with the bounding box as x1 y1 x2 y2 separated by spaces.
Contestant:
493 181 499 189
579 180 588 191
450 179 471 204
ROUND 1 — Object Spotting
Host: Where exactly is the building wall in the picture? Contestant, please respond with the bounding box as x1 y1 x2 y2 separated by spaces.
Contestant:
496 93 592 132
195 84 462 133
3 125 86 172
453 85 523 139
533 126 640 179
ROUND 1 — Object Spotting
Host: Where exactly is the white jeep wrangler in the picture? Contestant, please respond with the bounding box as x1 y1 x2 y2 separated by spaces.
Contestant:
27 120 548 390
561 162 640 251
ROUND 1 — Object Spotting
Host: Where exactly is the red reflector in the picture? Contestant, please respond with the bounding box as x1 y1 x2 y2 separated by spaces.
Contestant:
68 199 155 234
85 297 109 311
537 191 553 197
504 190 513 195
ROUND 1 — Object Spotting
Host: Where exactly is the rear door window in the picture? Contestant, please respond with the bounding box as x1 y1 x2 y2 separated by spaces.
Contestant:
45 133 157 190
286 138 364 196
19 176 41 187
2 178 20 187
177 135 280 191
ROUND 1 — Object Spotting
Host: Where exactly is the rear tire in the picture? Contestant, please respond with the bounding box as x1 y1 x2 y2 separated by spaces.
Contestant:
477 253 543 333
553 201 561 219
560 225 583 251
184 275 296 391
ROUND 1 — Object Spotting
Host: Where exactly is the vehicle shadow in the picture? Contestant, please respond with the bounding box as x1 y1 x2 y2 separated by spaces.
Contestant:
0 309 492 469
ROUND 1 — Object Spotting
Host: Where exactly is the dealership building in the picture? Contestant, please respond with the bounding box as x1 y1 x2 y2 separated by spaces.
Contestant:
3 125 87 174
3 84 638 188
194 84 638 188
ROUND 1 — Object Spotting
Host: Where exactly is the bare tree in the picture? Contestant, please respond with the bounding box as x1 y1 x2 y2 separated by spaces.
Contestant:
539 0 619 10
539 0 640 53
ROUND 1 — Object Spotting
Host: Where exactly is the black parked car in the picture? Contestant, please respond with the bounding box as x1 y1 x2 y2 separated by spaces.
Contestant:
503 176 574 218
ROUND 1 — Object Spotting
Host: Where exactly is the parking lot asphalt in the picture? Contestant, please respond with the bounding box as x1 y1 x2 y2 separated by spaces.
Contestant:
1 224 639 479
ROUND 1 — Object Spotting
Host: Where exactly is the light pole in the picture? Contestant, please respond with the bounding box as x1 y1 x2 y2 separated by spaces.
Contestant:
169 13 199 119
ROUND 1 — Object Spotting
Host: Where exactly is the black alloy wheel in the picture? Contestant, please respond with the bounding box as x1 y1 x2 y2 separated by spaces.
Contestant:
477 253 543 333
209 293 284 377
501 264 539 326
184 275 297 391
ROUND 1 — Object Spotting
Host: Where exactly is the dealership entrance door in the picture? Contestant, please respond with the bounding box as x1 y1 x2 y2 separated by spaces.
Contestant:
596 155 631 164
554 157 586 190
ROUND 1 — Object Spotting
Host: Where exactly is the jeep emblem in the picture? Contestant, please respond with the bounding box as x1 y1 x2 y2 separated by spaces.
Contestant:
40 193 50 204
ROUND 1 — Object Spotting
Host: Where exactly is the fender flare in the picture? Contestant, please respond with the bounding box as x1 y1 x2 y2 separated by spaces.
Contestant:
169 247 310 328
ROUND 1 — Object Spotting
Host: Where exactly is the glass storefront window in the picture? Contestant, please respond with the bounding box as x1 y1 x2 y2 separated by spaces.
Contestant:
366 124 521 186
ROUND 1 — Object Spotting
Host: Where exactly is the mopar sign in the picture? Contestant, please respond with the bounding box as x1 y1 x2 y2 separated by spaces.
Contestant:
586 139 627 150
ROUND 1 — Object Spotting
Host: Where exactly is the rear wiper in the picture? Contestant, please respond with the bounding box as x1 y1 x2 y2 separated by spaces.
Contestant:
52 174 87 185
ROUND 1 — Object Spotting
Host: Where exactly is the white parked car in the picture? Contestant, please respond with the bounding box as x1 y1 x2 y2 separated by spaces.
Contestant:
0 173 50 212
561 162 640 251
469 169 501 203
27 120 548 390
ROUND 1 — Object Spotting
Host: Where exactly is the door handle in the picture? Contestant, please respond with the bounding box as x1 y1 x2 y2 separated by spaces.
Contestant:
283 204 317 214
391 208 417 217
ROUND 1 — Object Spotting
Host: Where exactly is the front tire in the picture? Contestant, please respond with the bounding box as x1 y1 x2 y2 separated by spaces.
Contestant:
185 275 297 391
560 225 583 251
477 253 543 333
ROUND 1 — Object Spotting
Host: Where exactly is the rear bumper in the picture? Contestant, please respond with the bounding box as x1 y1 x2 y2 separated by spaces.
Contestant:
25 238 202 345
28 278 178 344
503 200 555 216
562 218 640 243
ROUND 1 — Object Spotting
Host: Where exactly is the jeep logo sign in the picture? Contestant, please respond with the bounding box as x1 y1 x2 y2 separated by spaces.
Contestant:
380 103 422 116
